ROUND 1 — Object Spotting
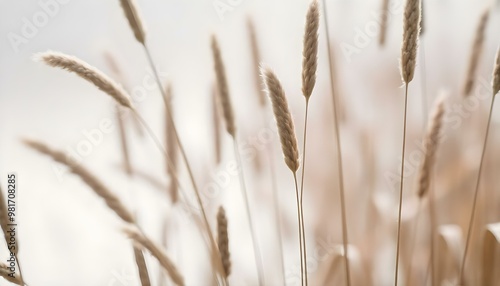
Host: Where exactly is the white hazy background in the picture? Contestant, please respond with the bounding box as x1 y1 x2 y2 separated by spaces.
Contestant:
0 0 499 285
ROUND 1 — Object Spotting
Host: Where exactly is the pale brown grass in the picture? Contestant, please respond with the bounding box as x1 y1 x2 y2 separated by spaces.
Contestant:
217 206 231 278
464 9 490 96
401 0 421 84
119 0 146 44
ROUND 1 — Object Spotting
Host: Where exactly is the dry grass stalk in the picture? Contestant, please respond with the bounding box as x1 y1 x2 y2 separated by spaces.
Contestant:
217 206 231 278
416 96 445 198
482 223 500 286
247 17 266 106
35 52 133 109
211 35 236 137
119 0 146 44
379 0 390 46
116 105 133 176
492 48 500 96
125 227 184 286
23 139 135 224
302 0 319 100
212 83 223 165
0 263 22 285
133 246 152 286
164 84 179 203
464 9 490 96
261 67 299 172
400 0 422 84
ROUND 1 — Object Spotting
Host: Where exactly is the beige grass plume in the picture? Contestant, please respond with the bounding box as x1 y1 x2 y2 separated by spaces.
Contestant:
119 0 146 44
464 9 490 96
379 0 390 46
125 227 184 286
302 0 320 99
133 247 151 286
216 206 231 278
400 0 422 84
35 51 133 109
247 17 266 107
23 139 135 224
0 187 13 253
416 96 446 198
261 66 299 172
212 83 223 164
211 35 236 137
492 48 500 96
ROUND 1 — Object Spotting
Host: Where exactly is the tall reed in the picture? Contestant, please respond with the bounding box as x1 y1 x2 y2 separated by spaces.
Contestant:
262 66 303 284
395 0 421 285
116 1 227 281
321 0 352 284
211 34 264 285
299 1 319 285
460 48 500 285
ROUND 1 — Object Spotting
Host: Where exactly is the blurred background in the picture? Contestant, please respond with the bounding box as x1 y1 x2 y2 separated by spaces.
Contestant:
0 0 499 285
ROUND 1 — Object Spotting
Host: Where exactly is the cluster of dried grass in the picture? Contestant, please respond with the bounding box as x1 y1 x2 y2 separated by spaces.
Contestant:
2 0 499 285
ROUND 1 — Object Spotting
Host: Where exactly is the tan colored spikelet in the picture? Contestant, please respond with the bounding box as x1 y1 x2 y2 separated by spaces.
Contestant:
133 246 152 286
211 35 236 137
0 263 22 285
35 51 133 109
125 227 184 286
492 48 500 96
379 0 390 46
302 0 320 99
417 95 446 198
164 84 179 203
247 17 266 106
119 0 146 44
400 0 422 84
23 139 135 224
261 66 300 172
217 206 231 277
464 9 490 96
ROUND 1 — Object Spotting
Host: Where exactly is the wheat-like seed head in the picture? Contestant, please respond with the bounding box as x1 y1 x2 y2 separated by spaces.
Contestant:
23 139 136 224
302 0 320 99
492 48 500 96
212 83 223 165
125 227 184 286
119 0 146 44
417 96 446 198
211 35 236 137
464 9 490 96
247 17 267 107
35 51 133 109
133 246 151 286
217 206 231 278
379 0 390 46
400 0 421 84
261 66 300 172
0 263 22 285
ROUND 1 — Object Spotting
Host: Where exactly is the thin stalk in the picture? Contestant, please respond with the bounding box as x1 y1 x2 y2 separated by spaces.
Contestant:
232 138 265 286
405 199 422 286
293 172 304 286
429 183 436 286
395 83 409 286
141 44 227 286
263 114 286 284
321 1 351 284
459 95 496 285
299 99 310 285
15 255 25 286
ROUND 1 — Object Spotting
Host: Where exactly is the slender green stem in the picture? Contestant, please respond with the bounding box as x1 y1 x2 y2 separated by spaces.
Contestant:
321 1 351 284
459 95 496 285
233 138 265 286
137 45 227 286
394 83 409 286
293 172 304 286
299 100 310 286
